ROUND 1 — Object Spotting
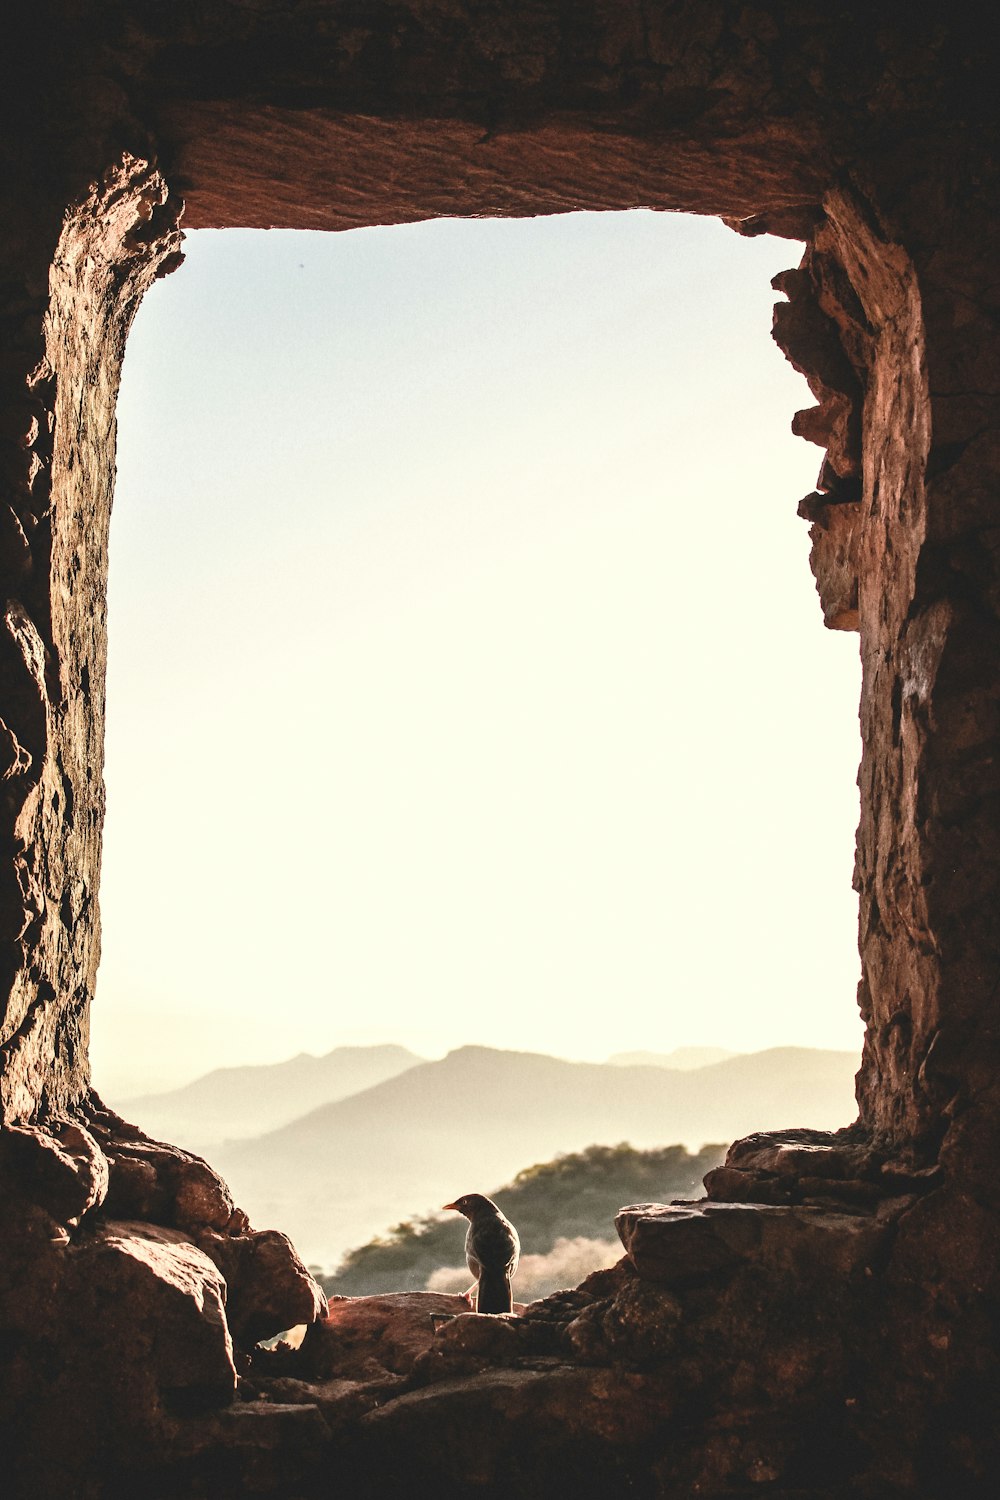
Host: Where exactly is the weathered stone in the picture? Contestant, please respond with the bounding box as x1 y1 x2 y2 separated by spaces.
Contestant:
171 1156 236 1230
616 1201 888 1288
564 1273 682 1368
100 1130 235 1231
0 151 184 1128
702 1165 791 1204
159 1400 330 1495
338 1363 670 1499
0 1119 108 1222
617 1200 760 1283
797 494 861 630
725 1128 877 1179
798 1176 883 1206
195 1226 328 1348
0 1216 239 1499
302 1292 474 1381
68 1221 237 1406
744 1141 844 1178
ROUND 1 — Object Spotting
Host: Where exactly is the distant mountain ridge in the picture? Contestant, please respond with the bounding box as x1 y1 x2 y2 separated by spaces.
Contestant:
608 1047 736 1070
212 1043 859 1265
114 1043 422 1150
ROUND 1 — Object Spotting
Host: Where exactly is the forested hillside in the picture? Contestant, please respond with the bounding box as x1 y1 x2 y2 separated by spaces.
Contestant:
320 1141 725 1297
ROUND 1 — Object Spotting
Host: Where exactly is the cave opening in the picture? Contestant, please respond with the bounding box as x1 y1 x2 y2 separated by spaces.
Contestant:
6 11 996 1490
90 208 863 1275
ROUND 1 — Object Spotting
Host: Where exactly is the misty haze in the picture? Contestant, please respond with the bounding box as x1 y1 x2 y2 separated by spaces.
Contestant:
92 210 862 1293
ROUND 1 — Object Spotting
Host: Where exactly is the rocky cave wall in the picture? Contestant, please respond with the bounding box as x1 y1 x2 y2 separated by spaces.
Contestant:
2 4 999 1496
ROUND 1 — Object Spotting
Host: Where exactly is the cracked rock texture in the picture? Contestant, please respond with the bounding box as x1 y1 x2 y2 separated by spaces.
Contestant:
1 4 999 1495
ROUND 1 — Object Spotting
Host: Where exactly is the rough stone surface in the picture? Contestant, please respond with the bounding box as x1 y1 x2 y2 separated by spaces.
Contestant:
103 1137 234 1228
0 1214 237 1499
0 1104 328 1494
796 493 861 630
227 1204 906 1498
0 1117 108 1222
615 1199 888 1288
1 4 1000 1495
301 1291 477 1381
194 1226 328 1348
71 1221 237 1401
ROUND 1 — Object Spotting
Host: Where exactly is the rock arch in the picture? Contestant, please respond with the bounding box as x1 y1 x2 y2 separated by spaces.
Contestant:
1 5 998 1495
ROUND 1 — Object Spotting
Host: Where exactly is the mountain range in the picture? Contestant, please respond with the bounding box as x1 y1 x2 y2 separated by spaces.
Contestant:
607 1046 735 1069
114 1043 421 1150
161 1042 859 1267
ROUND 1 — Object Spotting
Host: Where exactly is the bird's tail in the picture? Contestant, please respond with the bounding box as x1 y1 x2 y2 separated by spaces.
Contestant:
477 1267 513 1314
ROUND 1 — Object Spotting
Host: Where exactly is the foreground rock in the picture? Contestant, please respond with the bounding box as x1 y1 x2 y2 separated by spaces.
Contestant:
615 1199 887 1287
221 1175 923 1498
0 1106 328 1497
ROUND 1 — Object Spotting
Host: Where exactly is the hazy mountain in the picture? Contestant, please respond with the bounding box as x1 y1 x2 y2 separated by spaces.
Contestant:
214 1044 858 1266
113 1044 422 1151
608 1047 736 1070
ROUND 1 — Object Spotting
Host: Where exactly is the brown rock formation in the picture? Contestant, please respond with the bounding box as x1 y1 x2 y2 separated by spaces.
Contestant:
1 4 999 1494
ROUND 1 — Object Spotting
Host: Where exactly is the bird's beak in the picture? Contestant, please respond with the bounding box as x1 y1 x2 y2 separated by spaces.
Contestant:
442 1201 459 1211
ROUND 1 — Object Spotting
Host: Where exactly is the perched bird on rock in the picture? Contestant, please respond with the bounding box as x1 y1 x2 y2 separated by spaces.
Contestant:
442 1193 520 1314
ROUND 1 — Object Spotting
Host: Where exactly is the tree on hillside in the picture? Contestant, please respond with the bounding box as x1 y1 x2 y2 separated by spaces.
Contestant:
321 1141 725 1297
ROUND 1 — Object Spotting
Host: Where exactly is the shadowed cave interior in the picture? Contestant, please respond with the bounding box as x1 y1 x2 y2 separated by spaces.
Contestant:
1 5 999 1497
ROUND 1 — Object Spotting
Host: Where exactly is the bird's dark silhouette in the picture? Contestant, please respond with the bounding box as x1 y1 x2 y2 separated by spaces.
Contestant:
442 1193 520 1313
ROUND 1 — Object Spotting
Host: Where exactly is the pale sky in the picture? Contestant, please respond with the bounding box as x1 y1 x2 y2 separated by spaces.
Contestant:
88 210 864 1099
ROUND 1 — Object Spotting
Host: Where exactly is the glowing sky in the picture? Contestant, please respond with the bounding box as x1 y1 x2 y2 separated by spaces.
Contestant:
88 210 864 1098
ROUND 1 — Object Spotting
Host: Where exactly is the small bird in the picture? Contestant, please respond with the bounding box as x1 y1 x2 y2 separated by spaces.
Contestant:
442 1193 520 1314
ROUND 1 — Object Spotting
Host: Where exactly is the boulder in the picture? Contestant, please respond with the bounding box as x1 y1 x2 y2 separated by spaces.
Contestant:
616 1201 888 1288
194 1226 328 1348
302 1292 473 1381
100 1133 235 1231
67 1221 238 1409
1 1120 108 1223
